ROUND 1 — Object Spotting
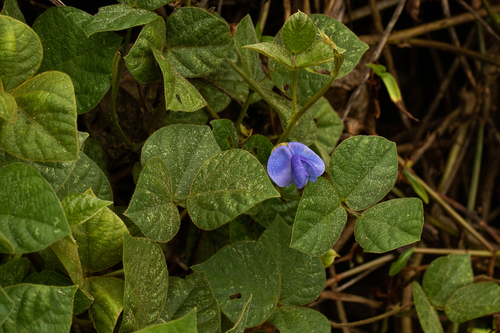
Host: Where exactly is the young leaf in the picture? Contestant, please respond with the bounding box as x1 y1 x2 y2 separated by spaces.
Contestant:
259 215 325 306
120 234 168 333
2 71 78 162
355 198 424 253
0 15 41 92
269 306 331 333
422 254 473 307
403 168 429 204
117 0 172 10
62 192 113 226
0 91 17 123
0 258 30 287
244 43 292 68
319 249 339 268
291 177 347 256
413 281 444 333
32 7 122 114
141 125 221 202
188 149 280 230
294 41 336 68
226 295 252 333
329 136 398 211
445 282 500 323
0 163 70 254
84 4 158 36
85 277 124 333
125 157 180 243
159 272 220 333
389 247 415 276
192 241 280 327
282 11 316 54
138 309 197 333
366 64 401 102
1 0 26 23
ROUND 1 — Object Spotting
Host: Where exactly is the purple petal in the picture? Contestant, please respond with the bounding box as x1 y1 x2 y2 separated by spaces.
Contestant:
288 142 325 176
267 145 293 187
291 154 307 189
301 158 318 183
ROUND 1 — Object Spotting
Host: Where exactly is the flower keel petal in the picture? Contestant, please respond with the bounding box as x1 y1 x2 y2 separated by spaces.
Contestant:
291 154 308 189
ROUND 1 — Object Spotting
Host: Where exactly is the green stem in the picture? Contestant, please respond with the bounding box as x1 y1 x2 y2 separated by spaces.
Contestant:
344 205 361 217
412 247 500 257
236 91 255 133
277 187 301 201
102 268 124 277
291 67 297 118
204 104 220 119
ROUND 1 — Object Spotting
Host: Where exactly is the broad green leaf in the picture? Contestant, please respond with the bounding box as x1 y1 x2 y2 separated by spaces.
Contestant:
329 136 398 211
251 184 300 227
226 295 252 333
211 119 238 151
62 192 113 225
445 282 500 323
159 272 220 333
56 151 113 202
282 11 316 54
188 224 231 265
81 138 108 175
355 198 424 253
307 97 342 156
1 71 78 162
422 254 473 307
389 247 415 276
153 49 207 112
192 241 280 327
188 149 280 230
24 270 94 315
242 134 274 168
50 235 84 287
125 157 180 242
85 277 124 333
120 234 168 333
84 4 158 36
259 216 325 306
141 125 221 202
0 15 41 92
0 163 70 254
1 0 26 23
234 15 267 82
413 282 444 333
269 306 330 333
283 111 318 146
138 309 197 333
165 109 208 126
244 43 292 68
0 258 29 287
117 0 172 10
0 287 14 327
71 205 128 274
291 177 347 256
124 16 165 83
294 41 336 68
366 64 401 102
191 80 231 113
0 91 17 123
33 7 122 114
229 217 265 243
165 7 234 77
1 284 77 333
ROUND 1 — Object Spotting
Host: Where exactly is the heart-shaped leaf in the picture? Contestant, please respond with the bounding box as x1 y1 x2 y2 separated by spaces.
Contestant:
282 11 316 54
62 191 113 226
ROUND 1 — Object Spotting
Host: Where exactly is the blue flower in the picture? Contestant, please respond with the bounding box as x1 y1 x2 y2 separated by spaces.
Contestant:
267 142 325 189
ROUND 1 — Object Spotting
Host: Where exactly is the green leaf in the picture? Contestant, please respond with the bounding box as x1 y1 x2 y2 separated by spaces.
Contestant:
191 79 231 113
84 4 158 36
0 286 14 327
259 216 325 306
192 241 280 327
0 90 17 123
389 248 415 276
0 15 41 92
229 217 265 242
120 234 168 333
153 49 207 112
85 277 124 333
50 235 84 287
319 249 339 268
165 7 234 77
251 184 300 227
125 157 180 242
269 306 330 333
291 177 347 256
188 149 280 230
366 64 401 102
24 270 94 315
124 16 165 83
32 7 122 114
141 125 221 202
117 0 172 10
0 163 70 254
159 272 220 333
445 282 500 323
226 295 252 333
294 41 336 68
165 109 209 126
1 71 78 162
282 11 316 54
244 43 292 68
0 258 29 287
234 15 267 82
355 198 424 253
307 97 342 156
1 0 26 23
403 169 429 204
56 151 113 202
413 281 444 333
242 134 274 168
284 111 318 146
1 284 77 333
329 136 398 211
62 192 113 225
422 254 473 308
211 119 238 151
71 205 128 274
138 309 197 333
